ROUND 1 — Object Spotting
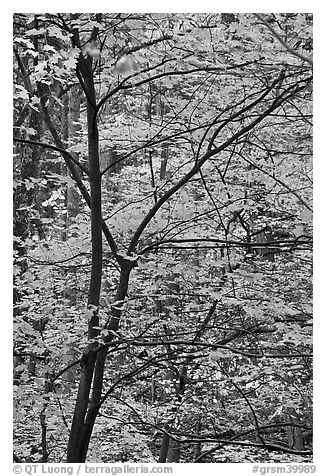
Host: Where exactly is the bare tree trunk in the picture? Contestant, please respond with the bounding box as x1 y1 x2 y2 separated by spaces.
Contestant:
60 92 69 242
66 86 81 224
159 432 170 463
77 259 134 461
160 144 169 180
66 31 103 461
285 407 304 450
60 30 136 460
166 438 181 463
194 419 202 461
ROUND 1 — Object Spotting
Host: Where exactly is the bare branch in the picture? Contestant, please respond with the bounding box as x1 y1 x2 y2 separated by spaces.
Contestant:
255 13 313 66
127 75 311 254
13 138 89 176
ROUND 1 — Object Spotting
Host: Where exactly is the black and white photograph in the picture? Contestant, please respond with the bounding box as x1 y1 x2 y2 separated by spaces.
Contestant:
12 9 315 470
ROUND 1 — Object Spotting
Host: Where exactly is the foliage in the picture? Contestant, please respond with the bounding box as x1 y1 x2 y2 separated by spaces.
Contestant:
13 13 312 464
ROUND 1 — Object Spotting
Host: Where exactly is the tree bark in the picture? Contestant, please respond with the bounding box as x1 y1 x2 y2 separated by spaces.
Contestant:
66 47 103 463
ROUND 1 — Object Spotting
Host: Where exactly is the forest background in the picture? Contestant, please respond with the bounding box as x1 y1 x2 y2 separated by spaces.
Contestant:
4 0 326 472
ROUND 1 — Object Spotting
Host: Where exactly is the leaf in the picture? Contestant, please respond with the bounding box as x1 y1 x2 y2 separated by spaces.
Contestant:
15 85 29 100
25 27 47 37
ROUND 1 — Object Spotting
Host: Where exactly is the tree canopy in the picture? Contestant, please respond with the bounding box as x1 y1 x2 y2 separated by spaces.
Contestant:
13 12 313 464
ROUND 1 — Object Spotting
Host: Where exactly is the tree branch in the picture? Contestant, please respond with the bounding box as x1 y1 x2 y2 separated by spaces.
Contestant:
127 75 311 254
255 14 313 66
13 138 89 176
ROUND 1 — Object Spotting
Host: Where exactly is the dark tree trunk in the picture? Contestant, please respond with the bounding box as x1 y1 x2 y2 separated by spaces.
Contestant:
66 46 103 462
65 43 136 460
71 259 134 462
159 431 170 463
